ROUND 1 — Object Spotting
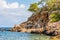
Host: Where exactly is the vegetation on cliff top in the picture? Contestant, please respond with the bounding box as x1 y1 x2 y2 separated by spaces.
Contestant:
28 0 60 23
11 0 60 36
49 11 60 22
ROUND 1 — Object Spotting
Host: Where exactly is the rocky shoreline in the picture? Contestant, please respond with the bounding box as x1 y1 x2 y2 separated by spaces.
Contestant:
10 11 60 36
10 0 60 36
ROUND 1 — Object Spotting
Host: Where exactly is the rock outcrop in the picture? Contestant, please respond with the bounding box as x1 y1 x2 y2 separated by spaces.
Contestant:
10 11 60 36
10 11 48 33
46 21 60 35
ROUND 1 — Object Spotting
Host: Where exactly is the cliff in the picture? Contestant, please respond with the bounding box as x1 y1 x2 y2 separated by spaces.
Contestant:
46 21 60 35
10 0 60 35
10 10 60 35
10 11 48 33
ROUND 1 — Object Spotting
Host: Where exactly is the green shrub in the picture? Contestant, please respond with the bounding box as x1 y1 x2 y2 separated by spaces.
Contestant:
49 12 60 23
49 13 56 18
49 18 59 22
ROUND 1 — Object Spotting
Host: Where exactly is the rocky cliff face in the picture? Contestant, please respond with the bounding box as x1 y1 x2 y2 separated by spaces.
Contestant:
46 21 60 35
10 11 60 35
10 11 48 33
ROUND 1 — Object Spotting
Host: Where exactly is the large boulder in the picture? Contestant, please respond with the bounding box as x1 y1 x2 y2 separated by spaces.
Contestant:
46 21 60 35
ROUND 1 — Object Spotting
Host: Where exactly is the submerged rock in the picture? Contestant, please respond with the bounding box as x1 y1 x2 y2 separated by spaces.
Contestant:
50 35 60 40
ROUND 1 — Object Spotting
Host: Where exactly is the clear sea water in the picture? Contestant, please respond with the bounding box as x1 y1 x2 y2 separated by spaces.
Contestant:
0 31 51 40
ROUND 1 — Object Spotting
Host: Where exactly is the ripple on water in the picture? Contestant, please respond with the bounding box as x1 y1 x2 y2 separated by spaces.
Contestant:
0 31 60 40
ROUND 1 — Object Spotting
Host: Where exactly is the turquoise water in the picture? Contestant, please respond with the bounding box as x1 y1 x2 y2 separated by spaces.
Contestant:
0 31 50 40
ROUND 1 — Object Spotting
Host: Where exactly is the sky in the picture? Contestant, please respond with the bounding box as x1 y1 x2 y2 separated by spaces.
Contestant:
0 0 40 27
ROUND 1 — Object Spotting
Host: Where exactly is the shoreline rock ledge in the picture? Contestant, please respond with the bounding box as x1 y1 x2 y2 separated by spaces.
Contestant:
46 21 60 35
10 12 60 36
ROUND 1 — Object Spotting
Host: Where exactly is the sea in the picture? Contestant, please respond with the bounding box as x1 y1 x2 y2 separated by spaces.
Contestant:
0 27 59 40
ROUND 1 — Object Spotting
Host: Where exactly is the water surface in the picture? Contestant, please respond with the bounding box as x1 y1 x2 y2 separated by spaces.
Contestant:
0 31 53 40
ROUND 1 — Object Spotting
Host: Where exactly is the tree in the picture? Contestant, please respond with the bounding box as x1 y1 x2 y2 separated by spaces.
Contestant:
28 0 46 13
46 0 60 10
49 11 60 22
28 3 38 12
28 0 60 22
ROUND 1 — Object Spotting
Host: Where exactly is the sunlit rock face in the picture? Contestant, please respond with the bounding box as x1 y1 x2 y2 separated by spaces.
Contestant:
10 11 60 35
11 11 48 33
46 21 60 35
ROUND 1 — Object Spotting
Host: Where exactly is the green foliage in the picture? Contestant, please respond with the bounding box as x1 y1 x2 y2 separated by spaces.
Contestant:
46 0 60 10
28 0 60 12
49 12 60 22
49 13 56 18
28 0 46 13
28 0 60 23
49 18 59 22
28 3 38 12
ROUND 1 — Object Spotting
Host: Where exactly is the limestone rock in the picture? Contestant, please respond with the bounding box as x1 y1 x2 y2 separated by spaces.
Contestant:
46 21 60 35
11 11 48 33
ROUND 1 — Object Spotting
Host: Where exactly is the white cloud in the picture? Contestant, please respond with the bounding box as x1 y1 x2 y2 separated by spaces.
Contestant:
0 8 32 27
0 0 26 9
0 0 8 8
20 4 26 8
0 0 28 27
8 2 19 8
